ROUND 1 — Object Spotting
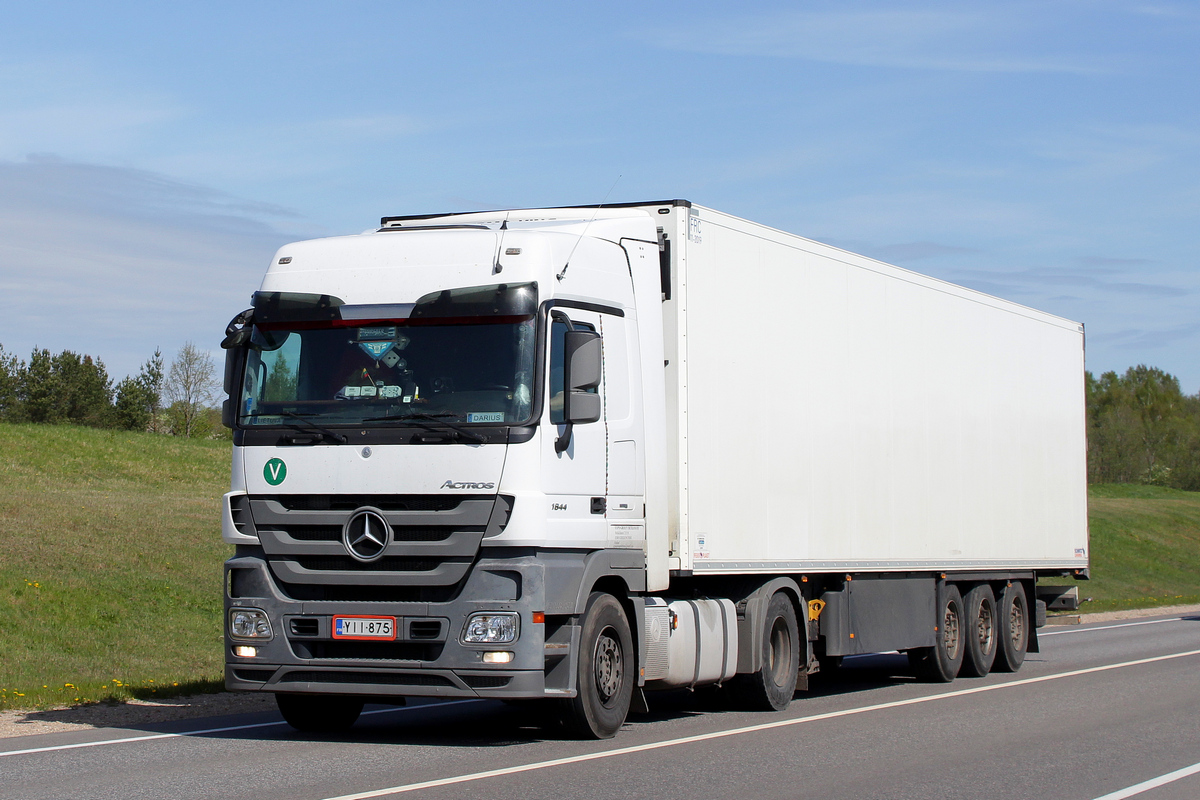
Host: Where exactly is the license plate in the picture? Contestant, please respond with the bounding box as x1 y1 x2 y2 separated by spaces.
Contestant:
333 616 396 640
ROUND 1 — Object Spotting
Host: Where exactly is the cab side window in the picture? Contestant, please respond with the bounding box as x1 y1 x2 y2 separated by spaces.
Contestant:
548 319 597 424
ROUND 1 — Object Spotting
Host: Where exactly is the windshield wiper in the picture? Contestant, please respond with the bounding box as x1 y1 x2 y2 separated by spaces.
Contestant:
280 411 349 444
362 412 488 444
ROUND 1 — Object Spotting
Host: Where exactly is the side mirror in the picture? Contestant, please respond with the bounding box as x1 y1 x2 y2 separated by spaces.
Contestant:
221 308 253 428
221 308 254 349
223 347 245 398
563 330 602 424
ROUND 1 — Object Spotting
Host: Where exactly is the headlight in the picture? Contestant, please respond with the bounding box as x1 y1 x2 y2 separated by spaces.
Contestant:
461 612 519 644
229 608 274 640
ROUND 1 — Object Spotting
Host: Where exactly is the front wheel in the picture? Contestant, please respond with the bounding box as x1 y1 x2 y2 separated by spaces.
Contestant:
559 592 634 739
275 693 364 733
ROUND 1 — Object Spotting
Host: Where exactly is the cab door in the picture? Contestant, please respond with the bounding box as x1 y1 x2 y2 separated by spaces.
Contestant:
541 308 608 548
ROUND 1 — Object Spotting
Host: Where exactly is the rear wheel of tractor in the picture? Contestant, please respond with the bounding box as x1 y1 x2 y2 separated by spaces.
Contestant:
908 584 965 683
959 584 998 678
560 592 634 739
275 693 364 732
733 592 800 711
993 582 1029 673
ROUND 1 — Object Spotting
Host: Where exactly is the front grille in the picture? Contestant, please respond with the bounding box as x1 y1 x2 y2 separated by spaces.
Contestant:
293 556 447 572
276 581 460 603
280 670 454 687
266 495 480 512
284 526 342 541
461 675 512 689
249 494 503 590
277 526 455 543
290 641 443 661
232 668 276 682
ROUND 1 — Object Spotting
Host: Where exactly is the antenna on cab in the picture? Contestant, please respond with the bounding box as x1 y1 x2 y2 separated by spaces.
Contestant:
556 175 622 282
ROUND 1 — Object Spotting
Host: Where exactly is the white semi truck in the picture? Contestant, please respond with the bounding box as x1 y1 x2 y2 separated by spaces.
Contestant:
220 201 1089 738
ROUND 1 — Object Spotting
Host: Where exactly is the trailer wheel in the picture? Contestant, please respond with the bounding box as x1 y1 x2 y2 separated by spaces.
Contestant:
560 592 633 739
908 584 965 682
275 693 364 732
733 592 799 711
959 584 997 678
993 582 1029 673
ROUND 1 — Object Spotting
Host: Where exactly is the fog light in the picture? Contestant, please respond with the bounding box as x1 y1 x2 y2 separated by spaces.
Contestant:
461 612 519 643
229 608 273 640
234 645 257 658
483 651 514 664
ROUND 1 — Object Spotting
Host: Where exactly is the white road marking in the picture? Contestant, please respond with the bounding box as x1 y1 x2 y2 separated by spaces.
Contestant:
1090 760 1200 799
1041 617 1190 636
0 700 483 758
319 647 1200 800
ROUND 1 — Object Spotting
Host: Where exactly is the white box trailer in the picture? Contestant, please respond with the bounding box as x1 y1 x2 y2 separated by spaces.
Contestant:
664 205 1088 574
219 200 1089 739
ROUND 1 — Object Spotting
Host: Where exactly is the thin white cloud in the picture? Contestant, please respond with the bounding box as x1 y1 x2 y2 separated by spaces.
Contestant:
1133 4 1200 21
952 268 1188 297
0 57 187 160
634 7 1114 74
867 241 978 262
307 114 428 139
1024 123 1200 180
0 156 311 380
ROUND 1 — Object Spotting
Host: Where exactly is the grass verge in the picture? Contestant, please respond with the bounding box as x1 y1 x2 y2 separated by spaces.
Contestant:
0 423 231 710
2 424 1199 709
1042 484 1200 613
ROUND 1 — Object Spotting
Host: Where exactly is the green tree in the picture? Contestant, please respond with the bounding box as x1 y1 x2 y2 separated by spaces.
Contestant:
54 351 114 427
21 348 60 424
0 344 22 421
114 349 165 432
1086 365 1200 489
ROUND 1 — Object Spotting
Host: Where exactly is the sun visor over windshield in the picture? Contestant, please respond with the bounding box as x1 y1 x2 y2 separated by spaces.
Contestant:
252 283 536 327
409 282 537 320
252 292 345 324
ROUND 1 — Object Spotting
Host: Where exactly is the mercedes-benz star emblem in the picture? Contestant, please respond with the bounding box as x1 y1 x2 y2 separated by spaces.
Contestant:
342 508 391 562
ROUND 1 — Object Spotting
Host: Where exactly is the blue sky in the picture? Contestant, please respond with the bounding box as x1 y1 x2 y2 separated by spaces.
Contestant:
1 1 1197 391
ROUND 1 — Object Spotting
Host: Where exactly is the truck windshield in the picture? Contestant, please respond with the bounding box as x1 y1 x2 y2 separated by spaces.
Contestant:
237 315 536 429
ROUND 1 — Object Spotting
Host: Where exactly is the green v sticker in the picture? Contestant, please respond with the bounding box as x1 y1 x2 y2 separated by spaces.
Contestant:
264 458 287 486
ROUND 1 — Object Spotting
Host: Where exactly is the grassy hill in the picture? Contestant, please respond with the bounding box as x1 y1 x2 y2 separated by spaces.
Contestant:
0 423 231 709
1051 484 1200 611
1 424 1199 709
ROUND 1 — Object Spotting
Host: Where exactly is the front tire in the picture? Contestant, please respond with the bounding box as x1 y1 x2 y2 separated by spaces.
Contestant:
275 693 364 733
732 592 799 711
560 592 634 739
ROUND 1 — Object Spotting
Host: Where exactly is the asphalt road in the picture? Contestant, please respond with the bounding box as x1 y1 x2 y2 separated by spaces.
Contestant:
3 612 1199 800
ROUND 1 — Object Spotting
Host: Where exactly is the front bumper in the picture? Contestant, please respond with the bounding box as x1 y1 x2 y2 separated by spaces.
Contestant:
224 551 557 699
